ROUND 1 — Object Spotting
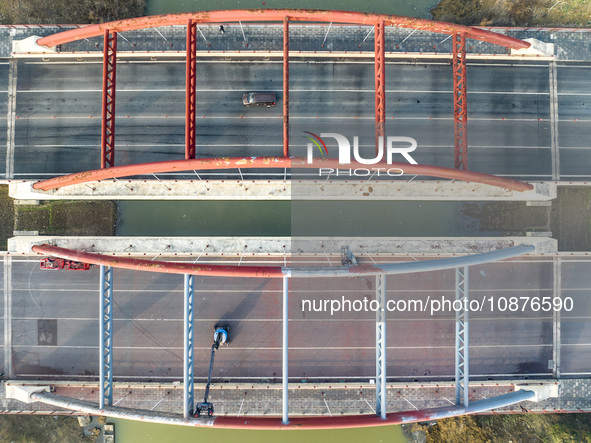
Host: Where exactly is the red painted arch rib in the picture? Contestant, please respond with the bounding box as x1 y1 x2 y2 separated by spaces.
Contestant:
32 156 534 192
36 9 530 50
32 245 284 278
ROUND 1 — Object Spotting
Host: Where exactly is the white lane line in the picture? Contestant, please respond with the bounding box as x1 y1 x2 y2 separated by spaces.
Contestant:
9 318 555 324
5 60 17 179
550 61 560 180
13 115 554 122
12 143 552 149
9 288 557 293
4 256 12 377
16 88 551 95
12 344 553 350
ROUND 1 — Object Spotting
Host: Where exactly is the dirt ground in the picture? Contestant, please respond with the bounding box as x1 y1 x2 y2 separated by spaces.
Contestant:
411 413 591 443
0 415 92 443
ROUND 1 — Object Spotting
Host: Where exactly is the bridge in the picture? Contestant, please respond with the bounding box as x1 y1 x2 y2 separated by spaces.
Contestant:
2 9 591 429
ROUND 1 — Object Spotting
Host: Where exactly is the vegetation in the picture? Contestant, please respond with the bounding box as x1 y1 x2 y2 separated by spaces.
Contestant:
0 185 14 249
0 0 145 24
407 413 591 442
14 200 117 236
0 415 92 443
431 0 591 27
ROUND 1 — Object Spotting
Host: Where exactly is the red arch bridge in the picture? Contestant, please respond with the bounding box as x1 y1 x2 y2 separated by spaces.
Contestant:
9 10 557 430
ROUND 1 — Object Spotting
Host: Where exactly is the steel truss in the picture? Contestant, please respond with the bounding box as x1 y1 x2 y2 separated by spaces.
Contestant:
185 20 197 160
455 266 469 407
99 265 114 408
374 20 386 156
101 31 117 169
282 276 289 424
375 273 387 419
183 274 195 418
283 17 290 157
452 32 468 170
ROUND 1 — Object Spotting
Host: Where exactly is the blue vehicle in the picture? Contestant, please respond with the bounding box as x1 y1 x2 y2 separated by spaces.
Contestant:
195 325 229 417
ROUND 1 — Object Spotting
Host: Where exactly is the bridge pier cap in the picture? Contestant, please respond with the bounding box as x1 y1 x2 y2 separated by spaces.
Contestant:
36 10 530 50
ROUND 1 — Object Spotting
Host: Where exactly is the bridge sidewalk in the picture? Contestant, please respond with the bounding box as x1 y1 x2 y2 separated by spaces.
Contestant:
1 379 588 417
3 24 591 61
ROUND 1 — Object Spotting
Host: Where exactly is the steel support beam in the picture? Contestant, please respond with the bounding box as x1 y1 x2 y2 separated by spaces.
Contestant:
283 17 290 157
375 20 386 156
455 266 469 407
282 275 289 424
32 244 534 279
183 274 195 418
34 157 534 192
99 265 114 408
101 30 117 169
552 257 561 378
375 273 387 419
452 32 468 170
185 20 197 160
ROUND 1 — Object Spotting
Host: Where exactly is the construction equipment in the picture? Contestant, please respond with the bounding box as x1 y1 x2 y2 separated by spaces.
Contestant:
341 246 358 266
195 324 229 417
40 258 91 271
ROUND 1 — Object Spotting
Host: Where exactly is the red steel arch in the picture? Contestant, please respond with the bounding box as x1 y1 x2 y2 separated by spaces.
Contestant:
32 156 534 192
36 10 530 49
34 11 532 189
33 245 284 278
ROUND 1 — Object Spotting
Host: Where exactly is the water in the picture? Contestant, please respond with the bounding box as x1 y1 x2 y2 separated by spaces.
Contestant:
147 0 438 19
116 200 290 236
108 418 408 443
116 200 497 237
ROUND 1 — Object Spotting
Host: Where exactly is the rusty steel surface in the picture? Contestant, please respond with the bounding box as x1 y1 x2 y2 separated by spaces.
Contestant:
375 20 386 156
283 16 289 157
30 389 536 429
32 157 534 192
101 30 116 169
36 10 530 50
32 245 285 278
185 20 197 160
453 32 469 170
32 244 532 279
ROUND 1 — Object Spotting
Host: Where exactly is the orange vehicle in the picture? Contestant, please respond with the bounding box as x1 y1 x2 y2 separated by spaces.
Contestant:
40 258 91 271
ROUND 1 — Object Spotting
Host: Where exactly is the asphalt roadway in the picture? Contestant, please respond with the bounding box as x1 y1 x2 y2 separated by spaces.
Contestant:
2 58 591 180
2 254 590 381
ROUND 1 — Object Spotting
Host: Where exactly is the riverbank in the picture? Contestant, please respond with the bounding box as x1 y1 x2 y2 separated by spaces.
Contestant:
0 185 117 250
432 0 591 27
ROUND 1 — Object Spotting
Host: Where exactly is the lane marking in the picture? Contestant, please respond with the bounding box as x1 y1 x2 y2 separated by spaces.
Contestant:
16 88 552 95
11 344 554 350
5 59 17 179
12 143 553 150
549 61 560 180
10 315 557 322
4 256 12 377
13 115 555 122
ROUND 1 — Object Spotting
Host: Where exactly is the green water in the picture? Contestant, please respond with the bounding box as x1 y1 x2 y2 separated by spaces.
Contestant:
108 418 408 443
116 200 291 236
147 0 438 19
116 200 492 237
